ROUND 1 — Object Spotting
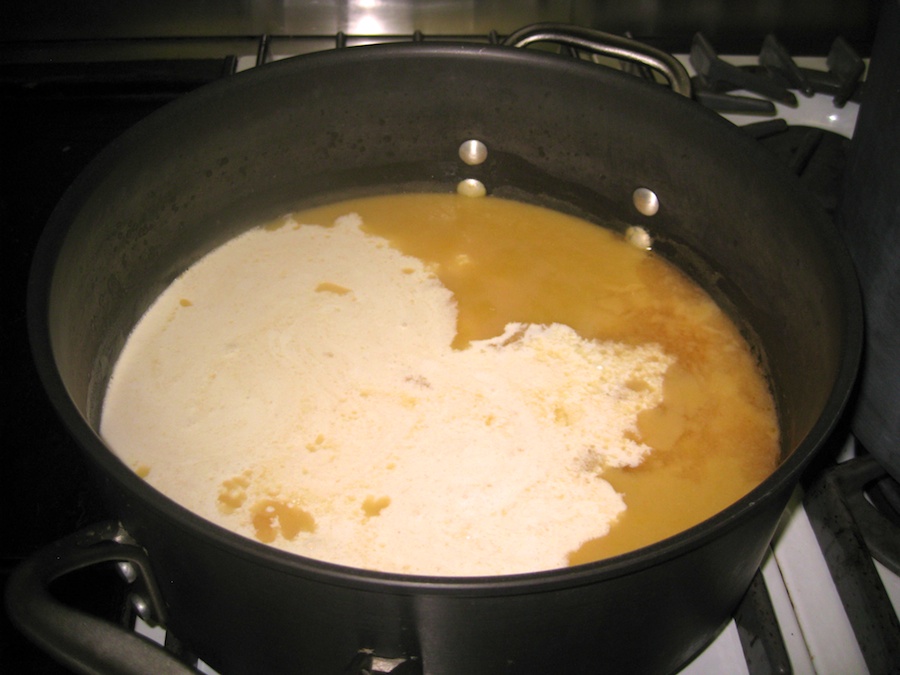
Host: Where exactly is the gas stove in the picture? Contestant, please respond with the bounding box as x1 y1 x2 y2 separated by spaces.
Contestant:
2 7 899 674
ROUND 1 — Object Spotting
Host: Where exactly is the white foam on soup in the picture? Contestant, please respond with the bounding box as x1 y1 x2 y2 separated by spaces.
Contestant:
100 212 673 576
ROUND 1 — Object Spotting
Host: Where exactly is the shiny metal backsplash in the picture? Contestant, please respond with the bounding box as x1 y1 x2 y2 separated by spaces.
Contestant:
0 0 880 54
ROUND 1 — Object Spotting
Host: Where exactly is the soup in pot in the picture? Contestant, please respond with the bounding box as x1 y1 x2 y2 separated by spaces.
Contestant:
100 193 779 576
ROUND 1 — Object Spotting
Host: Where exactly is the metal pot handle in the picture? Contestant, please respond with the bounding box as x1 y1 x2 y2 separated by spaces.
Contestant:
5 521 199 675
503 23 692 98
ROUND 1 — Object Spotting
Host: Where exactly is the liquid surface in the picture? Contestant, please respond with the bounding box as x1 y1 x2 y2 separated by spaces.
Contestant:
101 193 779 574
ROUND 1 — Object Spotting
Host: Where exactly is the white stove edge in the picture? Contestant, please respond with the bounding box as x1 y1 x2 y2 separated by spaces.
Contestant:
677 54 863 137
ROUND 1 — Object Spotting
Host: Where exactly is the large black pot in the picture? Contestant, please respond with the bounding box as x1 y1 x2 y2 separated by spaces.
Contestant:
8 39 861 674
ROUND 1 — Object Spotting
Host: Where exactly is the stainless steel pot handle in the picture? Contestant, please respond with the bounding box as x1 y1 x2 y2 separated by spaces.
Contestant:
503 23 692 98
5 521 199 675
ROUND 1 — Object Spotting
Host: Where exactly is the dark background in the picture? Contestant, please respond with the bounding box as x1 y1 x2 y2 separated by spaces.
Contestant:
0 0 884 53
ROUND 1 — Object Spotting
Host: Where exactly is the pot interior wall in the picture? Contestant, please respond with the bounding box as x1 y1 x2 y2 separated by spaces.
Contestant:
37 43 855 491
